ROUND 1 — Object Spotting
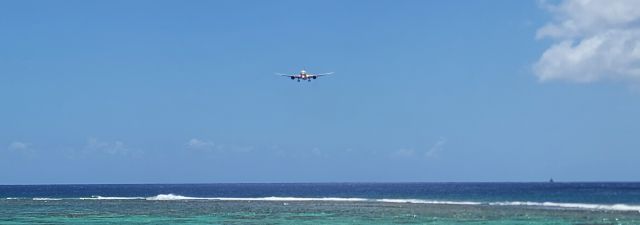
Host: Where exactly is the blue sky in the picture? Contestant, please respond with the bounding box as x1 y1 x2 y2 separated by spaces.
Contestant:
2 0 640 184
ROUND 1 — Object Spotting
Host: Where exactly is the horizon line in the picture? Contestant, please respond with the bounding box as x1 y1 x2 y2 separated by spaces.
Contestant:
2 181 639 186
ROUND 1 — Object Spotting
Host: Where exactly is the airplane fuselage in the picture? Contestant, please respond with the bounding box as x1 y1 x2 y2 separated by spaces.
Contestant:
290 70 316 81
279 69 332 82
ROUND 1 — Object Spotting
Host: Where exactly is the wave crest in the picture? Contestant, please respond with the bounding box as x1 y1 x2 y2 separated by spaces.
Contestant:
80 196 145 200
144 194 367 201
32 198 61 201
146 194 201 201
18 194 640 212
489 201 640 212
377 199 481 205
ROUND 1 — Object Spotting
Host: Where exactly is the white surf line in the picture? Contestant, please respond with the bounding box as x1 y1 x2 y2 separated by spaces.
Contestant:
489 201 640 213
32 198 62 201
36 194 640 213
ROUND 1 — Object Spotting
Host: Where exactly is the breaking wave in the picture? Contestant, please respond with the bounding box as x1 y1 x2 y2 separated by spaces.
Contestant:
144 194 367 201
140 195 640 212
146 194 202 201
377 198 481 205
80 196 145 200
32 198 62 201
13 194 640 212
489 201 640 212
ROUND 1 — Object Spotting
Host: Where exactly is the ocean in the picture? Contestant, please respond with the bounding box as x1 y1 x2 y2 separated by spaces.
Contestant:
1 183 639 224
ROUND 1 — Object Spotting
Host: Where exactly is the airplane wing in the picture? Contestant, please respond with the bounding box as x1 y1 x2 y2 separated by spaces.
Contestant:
275 73 294 77
313 72 334 77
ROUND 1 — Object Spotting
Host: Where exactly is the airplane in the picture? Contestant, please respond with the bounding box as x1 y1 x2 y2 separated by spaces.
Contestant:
276 70 334 82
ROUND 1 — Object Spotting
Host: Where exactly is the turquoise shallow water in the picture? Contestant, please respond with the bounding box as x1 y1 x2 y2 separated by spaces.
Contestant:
2 183 640 224
2 199 640 224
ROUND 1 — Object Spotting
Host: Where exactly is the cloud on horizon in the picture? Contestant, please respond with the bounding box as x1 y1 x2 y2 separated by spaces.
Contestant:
186 138 216 152
425 137 447 158
391 137 447 159
534 0 640 83
8 141 32 152
84 138 133 156
185 138 254 154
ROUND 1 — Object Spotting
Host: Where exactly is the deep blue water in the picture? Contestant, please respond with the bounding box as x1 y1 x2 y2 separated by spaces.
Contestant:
2 182 640 204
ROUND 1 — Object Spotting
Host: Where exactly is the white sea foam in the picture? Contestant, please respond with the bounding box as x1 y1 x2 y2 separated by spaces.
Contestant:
32 198 62 201
146 194 203 201
80 196 145 200
489 201 640 212
33 194 639 213
211 197 369 202
377 198 482 205
144 194 368 202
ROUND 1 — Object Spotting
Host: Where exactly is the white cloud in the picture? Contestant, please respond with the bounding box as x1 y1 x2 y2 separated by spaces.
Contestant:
534 0 640 83
425 137 447 158
390 137 447 159
186 138 223 152
186 138 216 151
8 141 31 152
186 138 257 154
85 138 130 156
